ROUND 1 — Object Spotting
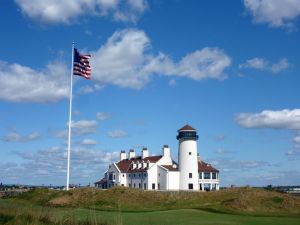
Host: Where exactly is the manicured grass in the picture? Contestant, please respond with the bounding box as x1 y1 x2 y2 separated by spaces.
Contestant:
1 199 300 225
1 187 300 224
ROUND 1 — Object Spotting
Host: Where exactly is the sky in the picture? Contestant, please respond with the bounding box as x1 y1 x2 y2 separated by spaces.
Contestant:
1 0 300 187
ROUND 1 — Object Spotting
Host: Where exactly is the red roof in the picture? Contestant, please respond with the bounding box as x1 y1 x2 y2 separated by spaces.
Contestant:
198 161 219 172
116 155 162 173
179 124 196 131
160 165 179 171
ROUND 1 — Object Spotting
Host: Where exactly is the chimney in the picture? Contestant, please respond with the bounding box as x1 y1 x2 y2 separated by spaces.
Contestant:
129 149 136 159
120 150 126 161
141 147 149 159
162 144 170 157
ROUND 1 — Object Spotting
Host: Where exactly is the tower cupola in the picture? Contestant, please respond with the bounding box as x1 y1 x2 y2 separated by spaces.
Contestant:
176 124 198 141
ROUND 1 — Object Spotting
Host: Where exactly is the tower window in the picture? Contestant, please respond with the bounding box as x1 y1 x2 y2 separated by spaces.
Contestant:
189 173 192 178
188 183 193 190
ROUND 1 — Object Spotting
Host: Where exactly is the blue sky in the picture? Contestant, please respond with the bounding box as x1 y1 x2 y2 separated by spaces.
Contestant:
1 0 300 187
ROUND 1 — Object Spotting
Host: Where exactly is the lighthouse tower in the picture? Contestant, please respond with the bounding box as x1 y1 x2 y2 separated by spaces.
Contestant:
177 124 199 190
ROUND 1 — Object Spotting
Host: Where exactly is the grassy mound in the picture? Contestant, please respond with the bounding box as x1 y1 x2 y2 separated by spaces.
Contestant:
15 187 300 216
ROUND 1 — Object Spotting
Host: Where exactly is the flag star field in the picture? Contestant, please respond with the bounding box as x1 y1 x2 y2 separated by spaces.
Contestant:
0 0 300 186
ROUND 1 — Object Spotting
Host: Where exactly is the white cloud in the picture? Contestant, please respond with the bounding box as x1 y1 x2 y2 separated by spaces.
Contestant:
81 139 97 145
235 109 300 160
235 109 300 130
211 157 276 171
15 0 148 24
91 29 231 89
54 120 98 138
107 129 127 138
244 0 300 29
70 120 98 135
2 146 119 185
96 112 111 120
239 57 290 73
0 29 231 103
294 135 300 147
0 60 69 103
26 132 41 141
176 48 231 80
2 130 41 142
215 148 235 155
78 84 104 94
271 58 290 73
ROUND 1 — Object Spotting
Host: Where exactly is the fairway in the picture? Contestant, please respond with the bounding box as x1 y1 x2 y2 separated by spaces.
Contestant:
1 199 300 225
73 208 300 225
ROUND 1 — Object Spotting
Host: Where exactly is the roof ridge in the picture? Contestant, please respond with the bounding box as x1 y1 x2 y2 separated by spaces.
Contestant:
178 124 196 131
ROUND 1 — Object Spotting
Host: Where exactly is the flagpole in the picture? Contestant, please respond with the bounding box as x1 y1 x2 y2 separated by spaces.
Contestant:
66 42 74 191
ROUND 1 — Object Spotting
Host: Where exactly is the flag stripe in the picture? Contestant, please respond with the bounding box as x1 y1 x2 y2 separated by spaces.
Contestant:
73 48 91 79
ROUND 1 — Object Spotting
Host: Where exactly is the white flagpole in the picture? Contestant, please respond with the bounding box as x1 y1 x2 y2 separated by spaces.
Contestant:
66 42 74 191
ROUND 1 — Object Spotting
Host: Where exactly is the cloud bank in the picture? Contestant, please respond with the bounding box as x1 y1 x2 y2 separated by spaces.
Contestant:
235 109 300 160
239 58 290 73
0 29 231 103
244 0 300 29
91 29 231 89
235 109 300 130
15 0 148 24
0 61 69 103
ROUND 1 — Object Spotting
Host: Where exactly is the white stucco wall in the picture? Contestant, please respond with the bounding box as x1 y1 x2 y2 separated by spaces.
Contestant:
157 166 167 190
168 171 180 190
178 140 198 190
147 163 158 190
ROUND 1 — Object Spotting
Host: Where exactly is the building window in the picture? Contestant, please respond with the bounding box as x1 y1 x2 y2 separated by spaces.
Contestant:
133 174 136 178
113 174 115 180
121 184 124 186
199 173 202 179
139 173 141 177
129 174 131 178
122 174 124 177
158 183 160 190
144 173 147 177
212 172 217 179
204 172 210 179
189 152 191 155
189 173 192 178
152 183 155 190
144 183 146 190
188 183 193 190
139 183 141 189
129 183 131 188
134 183 136 188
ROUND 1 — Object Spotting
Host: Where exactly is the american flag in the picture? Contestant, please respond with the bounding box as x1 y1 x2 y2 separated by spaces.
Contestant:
73 48 91 79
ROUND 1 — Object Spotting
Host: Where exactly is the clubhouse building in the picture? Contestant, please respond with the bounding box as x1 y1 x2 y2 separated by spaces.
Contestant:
95 125 219 191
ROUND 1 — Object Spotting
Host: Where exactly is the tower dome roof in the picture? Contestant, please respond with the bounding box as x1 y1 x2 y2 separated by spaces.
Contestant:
178 124 196 131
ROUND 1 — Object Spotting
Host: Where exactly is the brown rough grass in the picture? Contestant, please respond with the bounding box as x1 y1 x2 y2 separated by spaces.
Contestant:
18 187 300 216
